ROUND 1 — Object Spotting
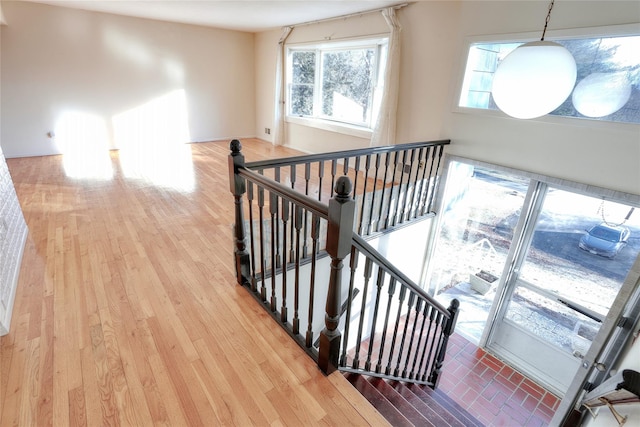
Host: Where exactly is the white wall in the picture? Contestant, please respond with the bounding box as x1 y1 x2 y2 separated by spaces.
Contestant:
255 1 639 195
0 1 256 158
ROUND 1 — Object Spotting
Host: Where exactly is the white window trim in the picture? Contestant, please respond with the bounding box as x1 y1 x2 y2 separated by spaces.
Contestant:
453 23 640 128
286 35 389 137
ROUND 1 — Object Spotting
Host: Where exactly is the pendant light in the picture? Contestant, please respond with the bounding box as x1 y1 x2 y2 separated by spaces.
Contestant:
491 0 577 119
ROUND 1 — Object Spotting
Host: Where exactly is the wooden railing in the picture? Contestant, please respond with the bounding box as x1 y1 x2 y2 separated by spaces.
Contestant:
228 139 458 388
244 139 450 239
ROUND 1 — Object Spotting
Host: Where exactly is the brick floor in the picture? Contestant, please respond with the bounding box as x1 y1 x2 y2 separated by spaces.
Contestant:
439 333 560 426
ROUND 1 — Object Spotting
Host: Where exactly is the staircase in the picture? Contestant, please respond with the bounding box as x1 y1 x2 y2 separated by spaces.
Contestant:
346 373 483 427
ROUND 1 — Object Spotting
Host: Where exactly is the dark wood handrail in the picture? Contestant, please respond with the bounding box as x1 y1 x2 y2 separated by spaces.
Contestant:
246 139 451 169
352 233 451 318
237 166 329 219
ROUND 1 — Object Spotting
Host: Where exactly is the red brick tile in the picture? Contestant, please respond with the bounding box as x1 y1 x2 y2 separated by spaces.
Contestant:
493 412 519 426
521 378 545 400
476 394 502 416
462 372 487 393
541 391 559 410
510 370 525 386
502 402 529 425
491 390 510 407
471 362 487 377
499 364 514 378
535 402 555 420
482 353 504 371
509 388 528 405
525 414 546 427
522 394 539 412
480 366 498 382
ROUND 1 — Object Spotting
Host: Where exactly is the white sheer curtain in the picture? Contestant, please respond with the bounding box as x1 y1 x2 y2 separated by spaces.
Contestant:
273 26 293 146
370 7 401 147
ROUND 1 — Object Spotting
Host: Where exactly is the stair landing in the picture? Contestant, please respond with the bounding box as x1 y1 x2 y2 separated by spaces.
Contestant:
348 333 561 426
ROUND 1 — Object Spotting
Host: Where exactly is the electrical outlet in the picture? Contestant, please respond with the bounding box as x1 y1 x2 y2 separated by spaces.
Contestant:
265 128 271 135
419 160 425 168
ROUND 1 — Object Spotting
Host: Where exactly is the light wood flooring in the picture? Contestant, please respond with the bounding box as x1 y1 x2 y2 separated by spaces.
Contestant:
0 139 390 426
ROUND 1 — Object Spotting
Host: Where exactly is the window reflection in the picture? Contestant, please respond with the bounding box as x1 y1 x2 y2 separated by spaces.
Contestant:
55 111 113 180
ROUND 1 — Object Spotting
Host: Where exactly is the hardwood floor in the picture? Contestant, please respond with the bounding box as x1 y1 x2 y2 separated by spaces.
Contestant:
0 139 390 426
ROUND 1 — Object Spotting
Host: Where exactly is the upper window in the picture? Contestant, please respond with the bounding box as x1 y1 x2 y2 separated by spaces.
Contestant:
287 38 388 129
459 34 640 124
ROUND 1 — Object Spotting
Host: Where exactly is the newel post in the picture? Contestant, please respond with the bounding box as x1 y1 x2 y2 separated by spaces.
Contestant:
228 139 250 286
318 176 355 374
429 298 460 388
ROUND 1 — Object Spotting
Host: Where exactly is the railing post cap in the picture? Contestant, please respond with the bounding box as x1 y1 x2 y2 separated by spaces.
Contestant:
230 139 242 154
334 176 353 200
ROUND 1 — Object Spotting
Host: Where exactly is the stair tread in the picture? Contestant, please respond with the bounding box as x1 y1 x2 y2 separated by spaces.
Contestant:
389 381 464 427
345 374 415 427
369 378 436 427
406 383 485 427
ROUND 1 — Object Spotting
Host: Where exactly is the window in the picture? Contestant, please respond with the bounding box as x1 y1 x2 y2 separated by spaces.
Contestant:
459 34 640 124
287 38 388 129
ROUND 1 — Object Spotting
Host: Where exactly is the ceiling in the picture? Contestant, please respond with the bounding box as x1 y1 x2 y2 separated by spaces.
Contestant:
24 0 404 32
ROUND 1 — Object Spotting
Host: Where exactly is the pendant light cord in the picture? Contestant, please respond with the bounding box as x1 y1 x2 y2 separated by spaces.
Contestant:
541 0 555 41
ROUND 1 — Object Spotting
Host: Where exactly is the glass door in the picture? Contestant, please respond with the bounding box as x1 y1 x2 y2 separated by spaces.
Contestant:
487 185 640 395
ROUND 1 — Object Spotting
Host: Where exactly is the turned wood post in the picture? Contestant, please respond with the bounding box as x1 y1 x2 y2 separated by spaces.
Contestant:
228 139 251 286
429 298 460 388
318 176 355 374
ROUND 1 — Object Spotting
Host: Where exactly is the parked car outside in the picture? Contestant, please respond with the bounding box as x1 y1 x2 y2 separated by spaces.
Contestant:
579 223 630 258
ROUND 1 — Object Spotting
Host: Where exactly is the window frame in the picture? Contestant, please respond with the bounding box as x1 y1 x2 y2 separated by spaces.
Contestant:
453 23 640 128
285 36 389 137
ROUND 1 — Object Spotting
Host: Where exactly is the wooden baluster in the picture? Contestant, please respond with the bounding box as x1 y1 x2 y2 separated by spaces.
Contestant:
274 167 282 268
364 268 385 371
352 257 373 369
398 149 415 225
302 163 311 258
293 205 303 335
407 148 421 221
415 147 431 217
318 176 355 375
288 165 296 263
394 291 415 377
246 182 258 292
402 296 422 378
393 150 408 227
330 159 337 198
377 152 392 233
385 285 406 376
367 154 381 235
305 214 321 348
317 160 324 202
357 155 370 235
351 157 360 233
409 302 430 380
228 139 250 286
426 145 445 214
269 191 278 312
429 299 459 388
375 277 396 374
421 146 438 216
340 245 359 367
257 180 267 301
385 152 400 230
280 199 289 323
420 310 442 382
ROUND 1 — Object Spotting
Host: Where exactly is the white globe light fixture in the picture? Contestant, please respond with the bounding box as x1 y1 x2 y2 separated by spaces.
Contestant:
491 0 577 119
572 73 632 118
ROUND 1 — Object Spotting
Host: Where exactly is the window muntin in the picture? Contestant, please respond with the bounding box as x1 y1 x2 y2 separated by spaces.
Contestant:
459 34 640 124
287 39 387 129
